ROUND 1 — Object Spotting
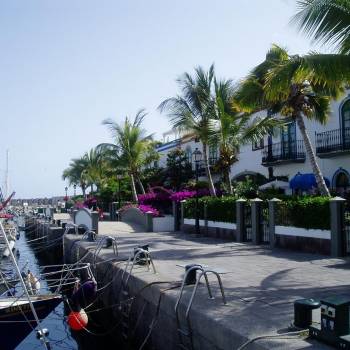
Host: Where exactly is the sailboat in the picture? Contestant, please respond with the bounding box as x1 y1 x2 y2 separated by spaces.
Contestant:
0 220 62 350
0 294 62 350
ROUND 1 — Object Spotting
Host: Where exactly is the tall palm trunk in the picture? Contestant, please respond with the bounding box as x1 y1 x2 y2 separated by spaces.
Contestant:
81 184 86 198
130 173 138 202
295 113 330 196
137 176 146 194
202 143 216 196
225 168 233 195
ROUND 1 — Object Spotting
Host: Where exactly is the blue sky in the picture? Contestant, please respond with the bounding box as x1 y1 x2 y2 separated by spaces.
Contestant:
0 0 320 198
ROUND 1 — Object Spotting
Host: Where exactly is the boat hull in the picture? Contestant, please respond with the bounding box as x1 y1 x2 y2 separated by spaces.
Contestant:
0 295 62 350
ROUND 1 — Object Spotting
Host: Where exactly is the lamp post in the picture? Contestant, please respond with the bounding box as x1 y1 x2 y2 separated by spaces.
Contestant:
73 184 76 197
64 186 68 198
192 148 202 234
116 174 123 210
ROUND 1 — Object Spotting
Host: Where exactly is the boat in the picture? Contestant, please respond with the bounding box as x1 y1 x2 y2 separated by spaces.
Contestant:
0 294 62 350
0 219 60 349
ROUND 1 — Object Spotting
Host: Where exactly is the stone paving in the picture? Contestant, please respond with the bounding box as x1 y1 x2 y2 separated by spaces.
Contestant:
82 221 350 349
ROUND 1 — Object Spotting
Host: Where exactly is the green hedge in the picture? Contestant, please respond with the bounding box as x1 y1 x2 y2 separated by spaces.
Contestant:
183 195 331 230
276 196 331 230
184 196 237 223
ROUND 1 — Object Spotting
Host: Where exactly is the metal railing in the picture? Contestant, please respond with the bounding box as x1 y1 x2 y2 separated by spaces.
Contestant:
261 140 305 165
315 127 350 155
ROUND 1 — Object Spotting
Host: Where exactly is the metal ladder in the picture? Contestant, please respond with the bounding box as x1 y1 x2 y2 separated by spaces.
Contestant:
119 248 157 342
174 265 226 350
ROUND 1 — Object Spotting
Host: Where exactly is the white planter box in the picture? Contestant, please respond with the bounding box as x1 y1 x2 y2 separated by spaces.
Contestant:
275 225 330 240
153 215 174 232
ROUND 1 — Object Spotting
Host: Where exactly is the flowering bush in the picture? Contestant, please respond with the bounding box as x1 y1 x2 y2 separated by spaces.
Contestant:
138 204 161 217
84 196 97 209
169 190 196 202
74 201 87 209
118 203 161 217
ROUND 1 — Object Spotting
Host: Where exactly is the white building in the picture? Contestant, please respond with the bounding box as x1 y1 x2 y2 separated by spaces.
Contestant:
156 92 350 193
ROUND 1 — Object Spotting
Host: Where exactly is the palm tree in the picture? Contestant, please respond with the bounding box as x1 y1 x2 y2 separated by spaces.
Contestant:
213 78 280 194
159 65 217 196
292 0 350 54
99 109 152 202
82 148 106 193
62 157 89 197
235 44 350 196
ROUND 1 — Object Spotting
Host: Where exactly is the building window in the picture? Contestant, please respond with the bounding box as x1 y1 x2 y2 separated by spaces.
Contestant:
252 138 264 151
209 145 218 165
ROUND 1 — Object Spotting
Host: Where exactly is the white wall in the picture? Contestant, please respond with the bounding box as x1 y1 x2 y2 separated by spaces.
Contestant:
156 93 350 188
153 215 174 232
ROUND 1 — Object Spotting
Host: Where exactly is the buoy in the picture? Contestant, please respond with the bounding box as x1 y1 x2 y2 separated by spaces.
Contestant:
67 309 88 331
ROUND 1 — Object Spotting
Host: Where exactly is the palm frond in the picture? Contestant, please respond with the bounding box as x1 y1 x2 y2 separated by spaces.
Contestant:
292 0 350 53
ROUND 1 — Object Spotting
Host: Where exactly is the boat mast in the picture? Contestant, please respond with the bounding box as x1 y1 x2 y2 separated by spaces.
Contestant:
4 149 9 199
0 220 51 350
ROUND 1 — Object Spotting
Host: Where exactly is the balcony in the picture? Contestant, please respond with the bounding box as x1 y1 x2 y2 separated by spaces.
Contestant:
261 140 306 166
315 128 350 158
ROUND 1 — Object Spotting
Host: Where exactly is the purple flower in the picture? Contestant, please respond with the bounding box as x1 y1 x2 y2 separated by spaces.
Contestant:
138 204 161 217
170 190 196 202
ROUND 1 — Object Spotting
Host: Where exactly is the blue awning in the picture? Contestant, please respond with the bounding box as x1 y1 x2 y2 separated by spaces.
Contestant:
289 173 330 190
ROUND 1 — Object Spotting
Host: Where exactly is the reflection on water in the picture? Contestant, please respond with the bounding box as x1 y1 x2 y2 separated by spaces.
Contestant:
1 228 118 350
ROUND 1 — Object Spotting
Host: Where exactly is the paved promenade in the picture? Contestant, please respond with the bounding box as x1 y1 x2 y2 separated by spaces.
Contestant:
73 220 350 349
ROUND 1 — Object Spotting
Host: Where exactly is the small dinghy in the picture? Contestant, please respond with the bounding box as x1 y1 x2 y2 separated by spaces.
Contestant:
0 294 62 350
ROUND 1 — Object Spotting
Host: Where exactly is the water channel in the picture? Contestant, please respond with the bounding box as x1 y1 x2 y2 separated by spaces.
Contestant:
1 225 119 350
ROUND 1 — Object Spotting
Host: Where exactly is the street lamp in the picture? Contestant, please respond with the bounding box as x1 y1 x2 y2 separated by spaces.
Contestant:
192 148 202 234
73 184 76 197
64 186 68 198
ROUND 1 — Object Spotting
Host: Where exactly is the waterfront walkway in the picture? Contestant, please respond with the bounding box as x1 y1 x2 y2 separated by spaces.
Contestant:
69 221 350 349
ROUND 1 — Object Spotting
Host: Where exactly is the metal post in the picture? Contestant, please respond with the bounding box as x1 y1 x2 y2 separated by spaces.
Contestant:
204 203 208 236
330 196 346 257
195 161 200 234
173 201 180 231
180 200 186 231
118 178 121 210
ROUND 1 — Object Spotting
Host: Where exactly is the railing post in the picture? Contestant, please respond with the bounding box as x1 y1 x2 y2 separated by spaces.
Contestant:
204 203 208 236
180 200 186 231
172 201 180 231
236 199 246 242
268 198 281 248
146 212 153 232
251 198 263 245
330 197 346 257
91 211 99 234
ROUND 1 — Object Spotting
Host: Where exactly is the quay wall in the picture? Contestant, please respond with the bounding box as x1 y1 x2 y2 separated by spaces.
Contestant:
62 235 254 350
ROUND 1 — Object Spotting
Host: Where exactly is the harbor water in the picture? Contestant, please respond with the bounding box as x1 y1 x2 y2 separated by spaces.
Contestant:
1 227 119 350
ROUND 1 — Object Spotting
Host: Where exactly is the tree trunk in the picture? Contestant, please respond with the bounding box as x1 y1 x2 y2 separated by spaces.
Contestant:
225 168 233 195
81 184 86 198
202 143 216 196
137 176 146 194
90 184 93 193
295 113 330 196
130 173 138 202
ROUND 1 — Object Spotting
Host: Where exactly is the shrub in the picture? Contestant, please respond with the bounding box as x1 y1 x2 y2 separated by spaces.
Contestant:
276 196 331 230
184 196 237 223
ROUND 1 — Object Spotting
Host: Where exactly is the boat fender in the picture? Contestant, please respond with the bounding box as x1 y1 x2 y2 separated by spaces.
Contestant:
71 279 97 308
